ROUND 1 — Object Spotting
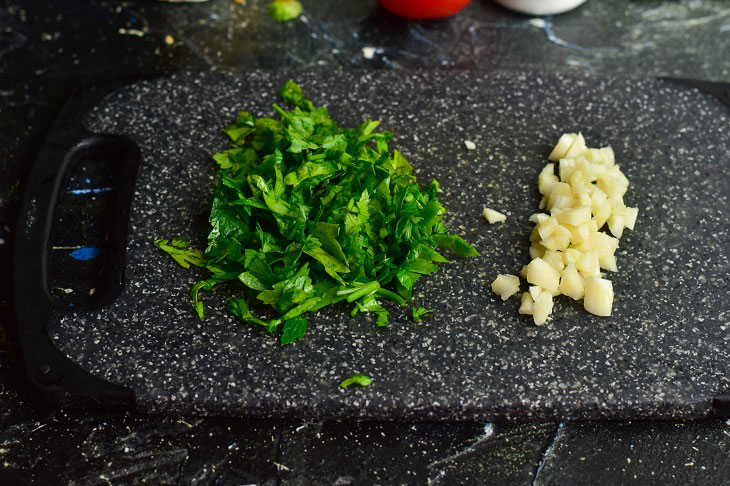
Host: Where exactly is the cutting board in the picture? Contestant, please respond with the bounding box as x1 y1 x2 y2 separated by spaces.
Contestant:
14 70 730 420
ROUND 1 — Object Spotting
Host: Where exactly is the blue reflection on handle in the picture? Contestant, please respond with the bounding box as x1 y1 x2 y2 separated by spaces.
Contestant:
70 247 101 261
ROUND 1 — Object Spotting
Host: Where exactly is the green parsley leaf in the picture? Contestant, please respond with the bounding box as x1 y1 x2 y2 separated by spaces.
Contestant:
154 239 206 269
155 80 478 343
340 373 373 388
280 316 308 345
412 306 435 322
280 79 314 111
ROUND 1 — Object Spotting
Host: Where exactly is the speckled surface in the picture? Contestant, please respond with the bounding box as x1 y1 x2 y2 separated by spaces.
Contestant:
47 70 730 420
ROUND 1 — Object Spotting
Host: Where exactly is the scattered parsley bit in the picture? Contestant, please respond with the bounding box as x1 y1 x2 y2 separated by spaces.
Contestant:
411 306 435 322
154 238 205 269
268 0 302 22
156 80 478 345
340 373 373 388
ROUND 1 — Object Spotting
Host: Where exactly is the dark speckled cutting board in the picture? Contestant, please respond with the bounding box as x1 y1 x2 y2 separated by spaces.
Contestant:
49 70 730 420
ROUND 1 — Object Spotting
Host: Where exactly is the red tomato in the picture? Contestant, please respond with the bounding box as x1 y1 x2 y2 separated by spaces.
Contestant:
379 0 472 19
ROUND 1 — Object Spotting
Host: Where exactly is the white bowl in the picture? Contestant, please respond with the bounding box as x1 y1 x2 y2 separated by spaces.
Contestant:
494 0 588 15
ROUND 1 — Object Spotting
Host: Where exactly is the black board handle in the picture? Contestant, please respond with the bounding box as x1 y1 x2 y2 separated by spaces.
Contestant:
12 91 138 409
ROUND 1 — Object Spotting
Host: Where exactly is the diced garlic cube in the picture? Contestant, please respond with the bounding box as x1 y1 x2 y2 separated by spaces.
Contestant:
575 241 593 253
607 195 626 215
599 254 617 272
530 225 541 243
491 274 521 300
529 285 543 301
559 264 585 300
538 175 559 197
541 162 556 176
576 159 597 183
624 207 638 230
563 248 582 265
464 140 476 150
556 206 592 226
586 232 619 258
569 170 589 188
590 188 607 214
532 292 554 326
559 158 577 181
483 207 507 224
542 250 565 272
549 134 576 161
529 213 550 224
593 200 612 229
520 264 529 280
585 148 602 164
538 217 559 240
591 163 607 178
540 237 558 252
578 193 592 206
554 225 573 242
596 177 618 197
519 292 534 315
538 164 558 195
583 277 613 316
529 244 545 260
526 257 561 293
550 182 573 198
547 185 573 211
564 133 586 158
598 166 628 197
549 194 575 211
570 182 591 196
613 168 629 189
576 251 600 277
570 223 592 244
598 147 615 166
542 226 571 251
608 213 625 238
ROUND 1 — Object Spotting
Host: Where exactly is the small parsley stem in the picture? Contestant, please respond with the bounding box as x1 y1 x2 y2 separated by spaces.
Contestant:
272 103 291 122
346 281 381 303
375 288 407 306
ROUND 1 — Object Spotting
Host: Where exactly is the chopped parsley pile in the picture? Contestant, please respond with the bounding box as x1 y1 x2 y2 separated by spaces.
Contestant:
156 81 477 345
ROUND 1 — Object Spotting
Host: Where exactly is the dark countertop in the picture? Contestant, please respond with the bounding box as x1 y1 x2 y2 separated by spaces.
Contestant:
1 0 729 484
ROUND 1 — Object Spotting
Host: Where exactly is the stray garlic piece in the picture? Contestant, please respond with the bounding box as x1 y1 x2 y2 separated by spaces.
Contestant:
491 274 520 300
483 208 506 224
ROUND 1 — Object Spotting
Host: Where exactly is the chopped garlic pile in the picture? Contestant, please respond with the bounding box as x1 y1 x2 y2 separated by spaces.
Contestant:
492 133 638 325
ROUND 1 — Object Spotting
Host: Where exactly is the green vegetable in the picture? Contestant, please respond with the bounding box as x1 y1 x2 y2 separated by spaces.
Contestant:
280 316 308 345
154 238 206 269
156 80 478 345
268 0 302 22
411 306 435 322
340 373 373 388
